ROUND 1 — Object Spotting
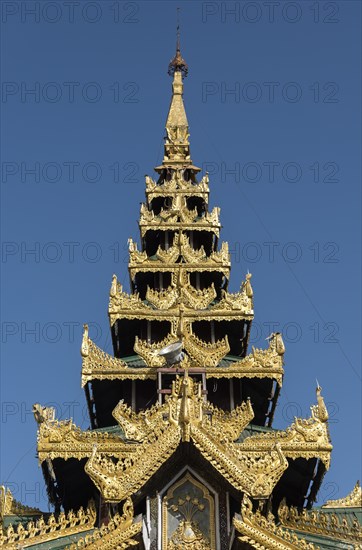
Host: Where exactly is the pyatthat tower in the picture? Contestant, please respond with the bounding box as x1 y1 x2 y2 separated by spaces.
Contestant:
1 40 361 550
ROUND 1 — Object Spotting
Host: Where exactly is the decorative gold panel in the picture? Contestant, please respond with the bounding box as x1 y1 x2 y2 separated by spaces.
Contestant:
162 472 215 549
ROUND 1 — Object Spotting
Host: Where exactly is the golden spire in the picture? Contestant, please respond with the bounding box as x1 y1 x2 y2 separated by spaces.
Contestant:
165 70 188 131
163 13 191 167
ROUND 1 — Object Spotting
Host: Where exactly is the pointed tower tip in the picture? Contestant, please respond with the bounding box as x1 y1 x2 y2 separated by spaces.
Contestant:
168 8 188 78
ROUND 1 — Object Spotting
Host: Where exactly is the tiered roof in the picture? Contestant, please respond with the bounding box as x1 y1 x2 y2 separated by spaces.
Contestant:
1 37 360 550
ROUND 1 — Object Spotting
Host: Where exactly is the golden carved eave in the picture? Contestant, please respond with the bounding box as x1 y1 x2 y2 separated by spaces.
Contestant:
127 233 230 276
239 392 333 469
191 429 289 498
129 263 231 281
145 172 209 189
208 333 285 384
0 501 97 550
85 425 181 503
81 329 131 387
138 201 220 237
322 480 362 508
109 309 254 327
65 498 142 550
279 498 362 545
79 332 283 383
184 332 230 367
84 376 291 502
83 365 283 383
145 280 217 311
134 330 230 368
234 494 320 550
0 487 42 525
145 172 209 203
108 279 253 325
139 219 221 238
36 416 133 463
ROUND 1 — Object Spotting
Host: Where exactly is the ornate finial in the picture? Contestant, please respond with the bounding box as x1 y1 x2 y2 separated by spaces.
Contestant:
176 7 180 50
243 272 253 298
81 323 89 357
0 486 13 520
266 332 285 355
33 403 55 424
110 274 118 297
311 382 329 422
168 8 188 78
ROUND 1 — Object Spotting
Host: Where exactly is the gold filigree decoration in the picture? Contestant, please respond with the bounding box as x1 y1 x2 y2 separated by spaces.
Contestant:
156 235 181 263
108 276 149 314
279 498 362 545
172 270 217 309
139 200 221 237
81 326 133 387
168 522 211 550
202 398 254 442
145 171 209 202
84 424 180 503
134 333 178 367
167 373 204 442
322 480 362 508
210 332 284 384
128 233 230 279
79 332 283 382
183 332 230 368
162 471 215 550
146 285 179 309
109 274 253 325
239 386 332 468
36 412 132 463
82 332 284 386
0 501 96 549
190 428 288 499
127 239 148 264
180 242 206 265
211 275 253 314
157 196 199 224
112 400 163 442
158 232 206 264
146 272 216 311
134 320 229 368
234 494 319 549
84 374 290 502
66 498 141 550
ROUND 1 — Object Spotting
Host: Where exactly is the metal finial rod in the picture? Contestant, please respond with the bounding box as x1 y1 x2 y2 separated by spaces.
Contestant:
176 7 181 51
168 8 188 78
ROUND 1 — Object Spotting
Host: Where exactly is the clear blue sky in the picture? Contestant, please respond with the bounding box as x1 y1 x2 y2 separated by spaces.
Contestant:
1 1 361 510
